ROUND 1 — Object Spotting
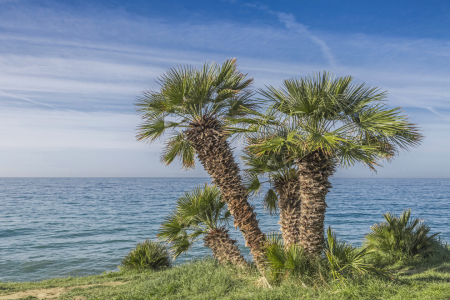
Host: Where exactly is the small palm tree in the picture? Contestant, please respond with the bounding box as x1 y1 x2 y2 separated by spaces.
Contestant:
136 59 265 267
325 227 392 283
251 72 423 255
158 184 247 267
365 209 440 263
242 143 301 249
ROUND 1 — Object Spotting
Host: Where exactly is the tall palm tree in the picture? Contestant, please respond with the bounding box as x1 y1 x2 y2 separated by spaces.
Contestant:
251 72 423 255
242 143 302 250
158 184 247 267
135 59 265 267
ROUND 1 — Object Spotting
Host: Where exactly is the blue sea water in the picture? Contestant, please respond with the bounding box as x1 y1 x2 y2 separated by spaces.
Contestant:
0 177 449 282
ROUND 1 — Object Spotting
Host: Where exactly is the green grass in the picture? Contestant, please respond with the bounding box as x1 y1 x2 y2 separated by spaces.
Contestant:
1 258 450 300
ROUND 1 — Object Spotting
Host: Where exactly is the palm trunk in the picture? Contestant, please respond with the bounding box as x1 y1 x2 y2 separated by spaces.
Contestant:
203 227 248 267
185 117 265 269
297 150 335 255
273 177 302 249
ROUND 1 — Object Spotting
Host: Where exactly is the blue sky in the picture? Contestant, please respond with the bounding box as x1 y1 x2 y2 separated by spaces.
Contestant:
1 0 449 177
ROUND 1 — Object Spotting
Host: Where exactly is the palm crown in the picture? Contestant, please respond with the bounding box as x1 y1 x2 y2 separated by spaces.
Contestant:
135 58 258 169
251 72 422 168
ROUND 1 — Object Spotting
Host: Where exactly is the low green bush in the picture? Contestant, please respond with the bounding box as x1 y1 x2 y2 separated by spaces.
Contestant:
121 239 171 270
364 209 441 265
263 228 389 286
324 227 391 283
263 233 324 284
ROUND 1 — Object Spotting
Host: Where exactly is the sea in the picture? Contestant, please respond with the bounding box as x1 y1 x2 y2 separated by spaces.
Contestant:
0 177 449 282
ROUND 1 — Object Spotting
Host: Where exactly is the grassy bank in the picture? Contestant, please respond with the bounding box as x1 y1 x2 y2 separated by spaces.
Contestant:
1 258 450 300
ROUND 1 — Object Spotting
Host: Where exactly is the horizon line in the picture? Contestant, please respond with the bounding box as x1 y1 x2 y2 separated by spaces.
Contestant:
1 177 449 179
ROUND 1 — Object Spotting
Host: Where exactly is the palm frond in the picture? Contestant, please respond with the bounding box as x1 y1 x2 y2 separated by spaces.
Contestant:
161 133 196 169
137 116 180 142
262 189 279 215
244 173 263 195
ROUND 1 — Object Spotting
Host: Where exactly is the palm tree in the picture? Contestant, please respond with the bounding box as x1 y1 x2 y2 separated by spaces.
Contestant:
242 143 302 250
135 59 265 267
251 72 423 255
158 184 247 267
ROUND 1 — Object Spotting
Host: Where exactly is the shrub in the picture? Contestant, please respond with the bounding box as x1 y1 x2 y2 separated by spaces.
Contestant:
263 233 318 283
121 239 171 270
263 229 391 285
325 227 391 283
364 209 440 264
263 233 333 286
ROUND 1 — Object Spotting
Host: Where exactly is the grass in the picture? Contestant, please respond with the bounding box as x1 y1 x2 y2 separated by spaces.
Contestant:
1 257 450 300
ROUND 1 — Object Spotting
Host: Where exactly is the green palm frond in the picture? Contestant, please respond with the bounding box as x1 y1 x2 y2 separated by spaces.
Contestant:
158 212 186 243
136 116 181 142
262 189 279 215
161 132 196 169
336 141 380 171
244 173 263 195
170 234 193 259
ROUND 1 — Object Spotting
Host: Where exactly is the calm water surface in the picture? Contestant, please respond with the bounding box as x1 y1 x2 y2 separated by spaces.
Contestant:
0 178 449 282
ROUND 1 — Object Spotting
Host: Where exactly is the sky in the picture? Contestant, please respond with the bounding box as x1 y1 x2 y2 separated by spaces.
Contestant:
0 0 449 178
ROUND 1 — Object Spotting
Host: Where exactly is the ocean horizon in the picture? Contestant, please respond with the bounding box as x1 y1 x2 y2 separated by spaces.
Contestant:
1 177 449 282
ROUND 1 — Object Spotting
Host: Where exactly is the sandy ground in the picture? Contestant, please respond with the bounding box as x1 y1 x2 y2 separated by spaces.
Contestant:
0 281 126 300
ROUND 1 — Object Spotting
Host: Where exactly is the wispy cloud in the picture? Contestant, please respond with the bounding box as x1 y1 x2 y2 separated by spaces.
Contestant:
0 2 449 176
272 11 337 68
426 106 450 120
245 3 337 67
0 90 59 109
1 4 449 114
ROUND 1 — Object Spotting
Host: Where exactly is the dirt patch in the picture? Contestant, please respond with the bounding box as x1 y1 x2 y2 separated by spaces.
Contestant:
0 282 126 300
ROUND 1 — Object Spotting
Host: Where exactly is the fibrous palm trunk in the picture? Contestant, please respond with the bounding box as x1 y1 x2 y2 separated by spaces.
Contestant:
297 150 335 255
203 227 248 267
185 117 265 269
273 177 302 250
